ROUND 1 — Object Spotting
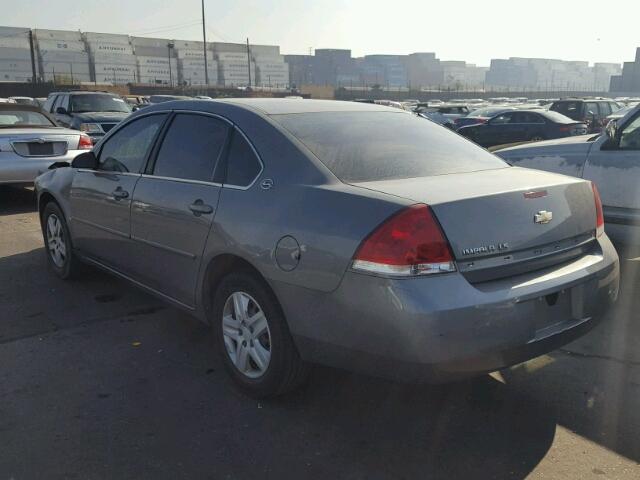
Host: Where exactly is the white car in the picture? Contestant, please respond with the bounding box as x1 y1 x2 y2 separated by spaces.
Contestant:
496 104 640 246
0 103 92 185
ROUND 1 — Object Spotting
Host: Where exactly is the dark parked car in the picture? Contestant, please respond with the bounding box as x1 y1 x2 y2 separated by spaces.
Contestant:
414 104 471 121
35 99 618 398
454 106 517 130
550 99 622 133
458 110 588 147
42 91 131 142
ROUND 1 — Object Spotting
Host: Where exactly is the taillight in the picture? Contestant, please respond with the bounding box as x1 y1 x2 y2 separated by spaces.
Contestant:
352 204 456 276
78 133 93 150
592 182 604 237
558 126 571 132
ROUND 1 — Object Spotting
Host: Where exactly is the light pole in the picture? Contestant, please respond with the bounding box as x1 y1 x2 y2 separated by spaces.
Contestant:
167 42 175 87
201 0 209 86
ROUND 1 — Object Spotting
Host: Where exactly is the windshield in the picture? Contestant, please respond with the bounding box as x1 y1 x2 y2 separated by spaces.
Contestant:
70 95 131 113
0 110 55 127
273 111 508 183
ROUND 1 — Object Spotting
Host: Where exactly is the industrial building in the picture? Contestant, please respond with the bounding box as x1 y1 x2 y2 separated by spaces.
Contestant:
610 48 640 93
485 57 622 91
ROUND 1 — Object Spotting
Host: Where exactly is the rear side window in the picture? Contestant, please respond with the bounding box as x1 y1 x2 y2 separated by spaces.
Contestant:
584 103 600 118
153 114 228 182
43 95 56 113
225 130 262 187
273 111 508 183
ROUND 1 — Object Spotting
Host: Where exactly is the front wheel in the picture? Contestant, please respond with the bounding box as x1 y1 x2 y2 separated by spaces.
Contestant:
42 202 80 279
213 271 310 398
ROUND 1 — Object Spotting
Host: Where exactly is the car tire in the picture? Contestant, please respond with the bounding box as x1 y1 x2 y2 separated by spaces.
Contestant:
212 270 310 398
41 202 81 280
530 134 545 142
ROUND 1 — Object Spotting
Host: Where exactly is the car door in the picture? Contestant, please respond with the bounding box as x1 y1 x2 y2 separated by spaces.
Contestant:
482 112 513 146
582 110 640 242
129 113 230 306
69 113 168 273
584 102 600 132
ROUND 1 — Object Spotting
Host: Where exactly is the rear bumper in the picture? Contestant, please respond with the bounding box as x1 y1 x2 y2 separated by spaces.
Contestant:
0 151 82 184
277 235 619 383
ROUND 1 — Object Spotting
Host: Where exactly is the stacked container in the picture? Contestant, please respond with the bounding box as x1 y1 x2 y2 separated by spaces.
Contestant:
213 43 256 87
84 32 136 84
0 26 34 83
174 40 218 86
34 29 91 83
131 37 177 85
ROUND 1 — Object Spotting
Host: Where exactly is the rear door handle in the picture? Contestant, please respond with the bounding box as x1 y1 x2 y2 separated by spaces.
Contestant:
189 199 213 216
112 188 129 200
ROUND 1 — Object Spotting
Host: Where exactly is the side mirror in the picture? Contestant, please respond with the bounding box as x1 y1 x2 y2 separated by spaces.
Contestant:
71 151 98 169
56 106 68 115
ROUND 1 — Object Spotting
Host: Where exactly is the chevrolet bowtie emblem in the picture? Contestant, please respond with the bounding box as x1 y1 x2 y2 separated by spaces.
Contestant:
534 210 553 224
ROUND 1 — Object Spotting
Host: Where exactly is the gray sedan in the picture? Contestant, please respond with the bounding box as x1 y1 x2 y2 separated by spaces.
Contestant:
0 104 93 185
34 99 619 397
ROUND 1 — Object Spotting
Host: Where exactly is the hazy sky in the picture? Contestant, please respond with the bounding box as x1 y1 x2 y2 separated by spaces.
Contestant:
2 0 637 66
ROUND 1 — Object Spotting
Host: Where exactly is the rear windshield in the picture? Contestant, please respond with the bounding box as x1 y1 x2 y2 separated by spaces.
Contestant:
540 110 577 124
0 110 55 127
70 95 131 113
273 111 508 183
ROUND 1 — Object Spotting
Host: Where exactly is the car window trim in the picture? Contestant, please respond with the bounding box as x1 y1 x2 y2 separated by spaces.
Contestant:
220 126 265 191
94 112 170 174
144 110 232 183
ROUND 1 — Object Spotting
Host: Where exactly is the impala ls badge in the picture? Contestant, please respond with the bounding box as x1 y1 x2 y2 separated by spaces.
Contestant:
534 210 553 224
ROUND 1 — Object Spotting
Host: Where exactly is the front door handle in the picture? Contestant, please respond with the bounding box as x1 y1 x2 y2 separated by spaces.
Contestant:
112 188 129 200
189 199 213 216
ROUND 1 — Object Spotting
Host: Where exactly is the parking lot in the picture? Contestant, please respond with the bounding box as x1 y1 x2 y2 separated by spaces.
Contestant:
0 184 639 480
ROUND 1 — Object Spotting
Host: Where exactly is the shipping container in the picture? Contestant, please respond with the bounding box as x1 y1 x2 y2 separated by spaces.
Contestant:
0 72 34 82
39 50 90 63
83 32 130 45
34 29 82 42
41 61 90 75
88 43 134 55
37 39 86 53
138 66 171 77
177 49 214 61
138 76 170 85
178 59 218 69
131 37 173 49
134 45 175 58
0 59 33 72
42 72 91 83
0 36 30 49
91 53 137 65
173 40 205 50
0 47 32 61
136 56 177 68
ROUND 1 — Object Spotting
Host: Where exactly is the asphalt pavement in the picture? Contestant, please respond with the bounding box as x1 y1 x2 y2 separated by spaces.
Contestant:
0 185 639 480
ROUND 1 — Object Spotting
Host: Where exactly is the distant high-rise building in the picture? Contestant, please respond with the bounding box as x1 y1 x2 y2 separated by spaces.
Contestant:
610 48 640 93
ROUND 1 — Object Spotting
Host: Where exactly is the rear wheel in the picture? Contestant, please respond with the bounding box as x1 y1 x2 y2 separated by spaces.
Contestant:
42 202 80 279
212 270 310 398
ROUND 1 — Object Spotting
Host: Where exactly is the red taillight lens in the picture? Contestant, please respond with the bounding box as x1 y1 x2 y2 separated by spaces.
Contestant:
558 126 571 132
78 133 93 150
592 182 604 237
352 204 456 276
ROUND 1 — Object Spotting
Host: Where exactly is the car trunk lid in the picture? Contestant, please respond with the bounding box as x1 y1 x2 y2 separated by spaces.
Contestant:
0 130 80 157
353 167 597 282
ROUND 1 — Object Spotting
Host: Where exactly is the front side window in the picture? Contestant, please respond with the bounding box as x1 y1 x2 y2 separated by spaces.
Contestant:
98 114 166 173
584 103 600 119
274 111 507 183
225 130 262 187
153 114 228 182
490 113 513 125
619 114 640 151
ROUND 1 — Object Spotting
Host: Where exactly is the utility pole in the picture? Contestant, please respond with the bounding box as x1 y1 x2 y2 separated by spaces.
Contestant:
246 38 252 88
167 42 174 87
28 30 37 83
201 0 209 86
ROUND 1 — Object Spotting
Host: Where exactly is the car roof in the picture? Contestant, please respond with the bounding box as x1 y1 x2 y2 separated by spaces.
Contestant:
49 91 116 96
142 98 401 115
213 98 399 114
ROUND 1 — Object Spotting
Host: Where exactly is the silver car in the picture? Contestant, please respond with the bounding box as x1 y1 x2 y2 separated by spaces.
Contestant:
496 104 640 246
34 99 619 398
0 104 93 185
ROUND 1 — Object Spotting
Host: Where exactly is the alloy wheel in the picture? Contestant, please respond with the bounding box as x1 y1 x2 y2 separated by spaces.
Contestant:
222 291 272 379
46 214 67 268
